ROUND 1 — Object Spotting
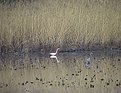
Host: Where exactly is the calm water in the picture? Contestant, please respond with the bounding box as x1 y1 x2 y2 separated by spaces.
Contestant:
0 51 121 93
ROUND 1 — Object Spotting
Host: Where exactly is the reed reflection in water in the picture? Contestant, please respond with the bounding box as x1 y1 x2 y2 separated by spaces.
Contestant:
0 51 121 93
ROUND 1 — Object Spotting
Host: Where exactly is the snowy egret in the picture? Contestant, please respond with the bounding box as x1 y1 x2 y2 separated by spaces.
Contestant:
50 48 60 56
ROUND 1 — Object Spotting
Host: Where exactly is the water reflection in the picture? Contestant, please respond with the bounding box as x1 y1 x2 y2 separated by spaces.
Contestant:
50 56 59 63
0 51 121 93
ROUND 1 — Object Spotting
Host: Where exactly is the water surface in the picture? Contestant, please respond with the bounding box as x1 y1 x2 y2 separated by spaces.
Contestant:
0 51 121 93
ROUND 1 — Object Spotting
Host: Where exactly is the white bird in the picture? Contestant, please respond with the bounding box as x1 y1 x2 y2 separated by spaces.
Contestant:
50 48 60 56
50 56 59 63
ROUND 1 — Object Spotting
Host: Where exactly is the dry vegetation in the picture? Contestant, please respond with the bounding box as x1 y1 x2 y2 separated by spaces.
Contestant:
0 0 121 53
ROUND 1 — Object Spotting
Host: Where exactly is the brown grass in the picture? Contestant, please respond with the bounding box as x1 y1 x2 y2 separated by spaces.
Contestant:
0 54 121 93
0 0 121 53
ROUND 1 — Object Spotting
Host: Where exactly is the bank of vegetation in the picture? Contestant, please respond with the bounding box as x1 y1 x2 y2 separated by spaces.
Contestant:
0 0 121 53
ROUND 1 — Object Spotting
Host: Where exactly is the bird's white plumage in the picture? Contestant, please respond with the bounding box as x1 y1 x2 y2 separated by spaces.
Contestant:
50 48 60 56
49 48 60 63
50 53 56 56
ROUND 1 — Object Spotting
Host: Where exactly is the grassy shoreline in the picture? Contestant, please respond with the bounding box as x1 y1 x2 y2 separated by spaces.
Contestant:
0 0 121 53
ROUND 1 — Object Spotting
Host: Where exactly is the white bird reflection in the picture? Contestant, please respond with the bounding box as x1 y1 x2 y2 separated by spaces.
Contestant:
50 55 59 63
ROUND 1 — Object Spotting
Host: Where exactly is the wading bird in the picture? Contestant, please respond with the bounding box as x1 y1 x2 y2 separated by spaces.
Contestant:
84 52 93 68
50 48 60 56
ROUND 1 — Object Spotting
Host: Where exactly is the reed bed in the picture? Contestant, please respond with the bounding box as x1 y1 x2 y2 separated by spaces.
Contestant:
0 0 121 53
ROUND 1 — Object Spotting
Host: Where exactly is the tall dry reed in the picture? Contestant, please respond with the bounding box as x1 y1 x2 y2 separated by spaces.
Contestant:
0 0 121 53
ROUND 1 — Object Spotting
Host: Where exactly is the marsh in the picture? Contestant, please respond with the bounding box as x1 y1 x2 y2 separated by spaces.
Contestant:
0 50 121 93
0 0 121 93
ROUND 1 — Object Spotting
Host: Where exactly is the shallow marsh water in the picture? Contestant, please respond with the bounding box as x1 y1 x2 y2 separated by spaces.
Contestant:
0 51 121 93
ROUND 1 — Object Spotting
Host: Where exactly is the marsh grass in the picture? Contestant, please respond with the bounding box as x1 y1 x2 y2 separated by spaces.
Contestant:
0 53 121 93
0 0 121 53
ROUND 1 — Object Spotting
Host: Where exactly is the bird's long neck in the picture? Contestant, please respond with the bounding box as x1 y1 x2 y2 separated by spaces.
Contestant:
55 48 59 54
